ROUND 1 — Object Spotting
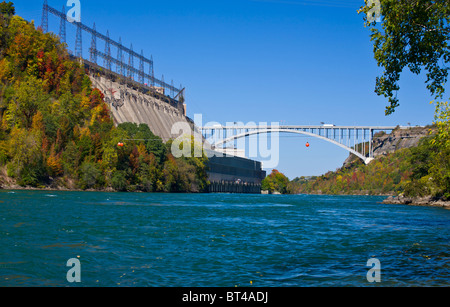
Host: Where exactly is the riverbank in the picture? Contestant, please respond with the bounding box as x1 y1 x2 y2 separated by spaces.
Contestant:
0 182 114 193
3 181 449 209
383 195 450 209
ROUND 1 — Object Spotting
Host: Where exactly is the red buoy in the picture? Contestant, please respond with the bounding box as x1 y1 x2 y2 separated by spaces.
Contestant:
306 142 310 148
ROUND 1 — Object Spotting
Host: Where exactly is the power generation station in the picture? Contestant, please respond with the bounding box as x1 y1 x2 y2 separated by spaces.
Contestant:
41 1 266 193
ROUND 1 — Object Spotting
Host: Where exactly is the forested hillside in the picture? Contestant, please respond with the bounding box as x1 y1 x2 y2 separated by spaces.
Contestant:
288 132 449 200
0 3 208 192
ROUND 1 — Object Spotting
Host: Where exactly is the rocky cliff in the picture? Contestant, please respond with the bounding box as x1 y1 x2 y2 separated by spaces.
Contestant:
372 126 433 157
343 126 434 166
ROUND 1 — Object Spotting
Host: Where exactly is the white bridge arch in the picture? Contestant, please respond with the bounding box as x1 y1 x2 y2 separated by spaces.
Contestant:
200 125 400 165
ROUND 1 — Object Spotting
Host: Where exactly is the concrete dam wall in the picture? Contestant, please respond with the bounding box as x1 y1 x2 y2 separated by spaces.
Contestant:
88 69 189 143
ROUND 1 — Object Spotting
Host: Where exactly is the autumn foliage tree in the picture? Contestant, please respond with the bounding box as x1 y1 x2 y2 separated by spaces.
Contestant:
0 4 209 192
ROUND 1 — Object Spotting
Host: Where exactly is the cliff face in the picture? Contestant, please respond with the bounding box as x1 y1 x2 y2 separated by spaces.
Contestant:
343 126 433 166
372 126 433 157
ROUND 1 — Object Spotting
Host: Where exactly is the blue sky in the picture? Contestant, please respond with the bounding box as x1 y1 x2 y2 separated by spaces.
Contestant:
16 0 439 179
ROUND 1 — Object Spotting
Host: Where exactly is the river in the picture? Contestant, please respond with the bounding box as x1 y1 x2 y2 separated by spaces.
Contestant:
0 190 449 287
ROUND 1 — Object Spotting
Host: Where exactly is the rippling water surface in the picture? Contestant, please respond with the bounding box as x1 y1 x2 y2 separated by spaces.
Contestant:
0 190 449 287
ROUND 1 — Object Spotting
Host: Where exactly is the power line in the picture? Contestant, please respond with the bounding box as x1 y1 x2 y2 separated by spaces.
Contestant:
249 0 364 9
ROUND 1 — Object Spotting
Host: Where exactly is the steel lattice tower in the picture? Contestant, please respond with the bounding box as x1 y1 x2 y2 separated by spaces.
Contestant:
75 23 82 57
40 1 184 100
117 37 123 75
59 6 66 43
90 23 97 64
41 0 48 32
150 55 155 87
104 30 112 70
139 50 145 84
128 44 134 79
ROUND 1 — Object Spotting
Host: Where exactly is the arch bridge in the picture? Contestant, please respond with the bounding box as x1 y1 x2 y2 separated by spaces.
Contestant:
200 125 400 165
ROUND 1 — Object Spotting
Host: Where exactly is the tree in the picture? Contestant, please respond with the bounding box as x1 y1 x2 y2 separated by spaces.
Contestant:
0 1 14 18
262 169 290 194
0 8 212 193
360 0 450 199
5 76 48 129
429 101 450 198
0 2 14 49
79 161 101 189
359 0 450 115
111 170 128 192
7 126 46 186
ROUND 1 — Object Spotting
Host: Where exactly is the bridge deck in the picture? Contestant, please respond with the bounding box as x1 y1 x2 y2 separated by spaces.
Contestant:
200 125 402 130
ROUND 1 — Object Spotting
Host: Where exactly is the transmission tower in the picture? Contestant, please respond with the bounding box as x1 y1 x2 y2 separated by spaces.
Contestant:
90 23 97 64
41 0 48 32
139 50 145 84
75 23 82 57
59 6 66 43
128 44 134 79
104 30 111 70
117 37 123 75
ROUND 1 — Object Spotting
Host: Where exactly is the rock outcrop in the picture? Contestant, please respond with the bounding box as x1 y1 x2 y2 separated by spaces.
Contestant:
372 126 433 157
343 126 434 167
383 195 450 209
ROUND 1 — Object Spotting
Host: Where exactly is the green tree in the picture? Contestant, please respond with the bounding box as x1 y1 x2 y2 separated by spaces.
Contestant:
162 154 180 192
6 126 46 186
429 101 450 198
4 76 49 129
360 0 450 199
0 1 14 19
111 170 128 192
359 0 450 115
262 169 290 194
79 161 101 189
409 137 433 180
117 122 166 164
137 151 159 192
0 2 14 56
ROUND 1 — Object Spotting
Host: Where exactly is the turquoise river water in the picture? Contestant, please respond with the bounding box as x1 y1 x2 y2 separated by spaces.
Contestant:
0 190 449 287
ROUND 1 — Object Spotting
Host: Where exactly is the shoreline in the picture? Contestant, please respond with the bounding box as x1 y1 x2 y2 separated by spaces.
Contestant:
2 184 449 209
382 195 450 209
0 184 199 194
0 183 114 193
